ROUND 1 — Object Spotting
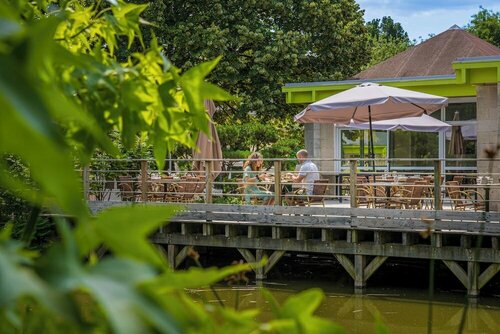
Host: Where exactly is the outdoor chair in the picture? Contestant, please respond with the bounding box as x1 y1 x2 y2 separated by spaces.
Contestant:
372 185 389 208
288 179 329 207
356 184 372 208
445 181 485 211
118 176 137 201
165 176 200 203
387 179 428 210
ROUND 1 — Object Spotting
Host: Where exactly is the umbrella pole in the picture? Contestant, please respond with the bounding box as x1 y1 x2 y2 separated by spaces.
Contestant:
368 106 376 183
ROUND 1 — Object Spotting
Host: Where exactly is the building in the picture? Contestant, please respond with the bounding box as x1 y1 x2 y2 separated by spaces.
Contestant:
283 26 500 210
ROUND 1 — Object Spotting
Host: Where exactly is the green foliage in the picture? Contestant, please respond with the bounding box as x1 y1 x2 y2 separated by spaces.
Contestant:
218 122 279 152
143 0 370 121
261 288 346 334
363 16 412 69
0 1 344 333
366 16 410 42
467 7 500 47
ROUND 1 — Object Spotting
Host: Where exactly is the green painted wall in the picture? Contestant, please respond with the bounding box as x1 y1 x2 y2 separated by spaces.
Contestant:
283 60 500 104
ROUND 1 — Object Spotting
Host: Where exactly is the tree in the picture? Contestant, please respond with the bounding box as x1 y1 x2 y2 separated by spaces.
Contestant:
467 7 500 47
142 0 370 122
366 16 410 42
364 16 412 69
0 1 344 332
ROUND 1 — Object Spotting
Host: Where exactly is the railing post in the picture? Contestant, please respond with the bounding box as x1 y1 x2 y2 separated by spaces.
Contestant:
83 166 90 200
349 160 358 208
205 160 213 204
274 160 282 205
140 160 148 202
433 160 442 210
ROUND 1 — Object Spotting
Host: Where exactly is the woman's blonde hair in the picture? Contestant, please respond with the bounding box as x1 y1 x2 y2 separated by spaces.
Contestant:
243 152 263 171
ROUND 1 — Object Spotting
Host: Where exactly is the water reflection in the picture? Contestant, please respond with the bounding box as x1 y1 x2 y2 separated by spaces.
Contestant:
189 281 500 333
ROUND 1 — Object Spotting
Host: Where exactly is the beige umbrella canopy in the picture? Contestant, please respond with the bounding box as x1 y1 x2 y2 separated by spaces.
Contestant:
295 82 448 172
448 111 465 157
192 100 223 179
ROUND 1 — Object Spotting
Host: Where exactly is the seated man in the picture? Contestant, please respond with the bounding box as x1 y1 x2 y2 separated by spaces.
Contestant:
284 149 319 205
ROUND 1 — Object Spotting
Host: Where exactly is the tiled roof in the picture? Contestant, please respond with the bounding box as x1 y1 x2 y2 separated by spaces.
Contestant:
353 26 500 79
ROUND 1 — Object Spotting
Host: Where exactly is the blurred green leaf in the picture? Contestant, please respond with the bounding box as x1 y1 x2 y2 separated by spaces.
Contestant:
76 205 180 266
39 221 182 334
279 288 323 318
152 263 252 290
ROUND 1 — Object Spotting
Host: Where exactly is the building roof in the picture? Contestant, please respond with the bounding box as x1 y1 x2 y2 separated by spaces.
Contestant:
353 25 500 79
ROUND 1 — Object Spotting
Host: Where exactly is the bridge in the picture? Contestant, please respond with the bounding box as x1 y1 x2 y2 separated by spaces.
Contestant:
89 201 500 297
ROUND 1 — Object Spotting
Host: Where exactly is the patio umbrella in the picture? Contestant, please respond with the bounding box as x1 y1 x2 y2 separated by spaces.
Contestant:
294 82 448 171
448 111 465 158
192 100 223 179
341 114 451 132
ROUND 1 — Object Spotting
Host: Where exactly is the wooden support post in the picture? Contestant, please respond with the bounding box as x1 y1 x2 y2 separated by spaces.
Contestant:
264 250 286 275
468 261 480 297
255 249 266 280
364 256 388 281
274 160 282 205
237 248 256 263
248 226 258 238
402 232 418 246
461 235 472 248
321 229 334 242
374 231 388 245
334 254 355 281
175 246 190 269
140 160 148 202
354 255 366 292
492 237 499 250
203 223 213 236
272 227 283 239
167 245 177 269
83 166 90 200
349 160 358 208
205 160 213 204
225 224 237 238
443 260 468 288
347 230 358 243
296 227 307 240
433 160 442 210
431 233 442 247
478 264 500 290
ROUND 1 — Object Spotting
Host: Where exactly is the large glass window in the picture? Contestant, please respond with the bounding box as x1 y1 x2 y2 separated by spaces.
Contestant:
336 101 478 172
445 102 476 121
341 130 387 168
390 131 439 167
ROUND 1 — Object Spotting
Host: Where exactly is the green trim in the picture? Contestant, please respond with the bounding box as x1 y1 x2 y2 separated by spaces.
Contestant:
283 59 500 104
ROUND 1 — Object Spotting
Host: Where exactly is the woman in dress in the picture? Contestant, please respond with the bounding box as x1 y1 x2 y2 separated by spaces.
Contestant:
243 152 275 205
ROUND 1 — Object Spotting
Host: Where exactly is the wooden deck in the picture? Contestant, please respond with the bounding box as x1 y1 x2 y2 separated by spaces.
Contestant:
89 201 500 297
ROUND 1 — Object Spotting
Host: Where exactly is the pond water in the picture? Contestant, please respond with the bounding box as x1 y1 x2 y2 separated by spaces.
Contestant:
189 280 500 333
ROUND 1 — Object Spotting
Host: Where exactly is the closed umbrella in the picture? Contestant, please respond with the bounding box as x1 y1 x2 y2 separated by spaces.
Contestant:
295 82 448 172
192 100 223 179
448 111 465 158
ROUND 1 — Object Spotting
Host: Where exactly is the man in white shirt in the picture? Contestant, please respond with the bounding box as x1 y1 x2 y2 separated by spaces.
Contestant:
284 149 319 205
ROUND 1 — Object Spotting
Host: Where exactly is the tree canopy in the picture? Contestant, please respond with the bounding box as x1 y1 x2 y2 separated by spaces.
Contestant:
363 16 412 69
142 0 370 122
467 7 500 47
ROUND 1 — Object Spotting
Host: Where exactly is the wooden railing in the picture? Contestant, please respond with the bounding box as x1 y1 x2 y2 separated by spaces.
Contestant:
82 157 500 211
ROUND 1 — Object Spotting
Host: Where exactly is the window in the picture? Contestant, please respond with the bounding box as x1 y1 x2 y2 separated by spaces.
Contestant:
341 130 387 168
390 131 439 167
